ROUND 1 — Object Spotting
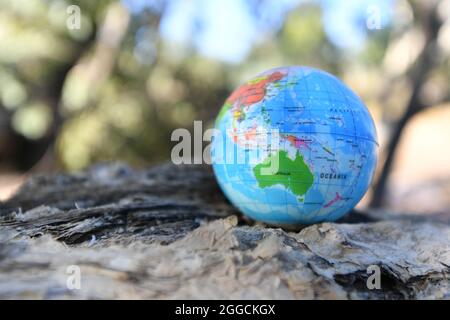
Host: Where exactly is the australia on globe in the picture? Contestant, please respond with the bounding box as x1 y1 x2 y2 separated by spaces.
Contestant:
211 66 378 225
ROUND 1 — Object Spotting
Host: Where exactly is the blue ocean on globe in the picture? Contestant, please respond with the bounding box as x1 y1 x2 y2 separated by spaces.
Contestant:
211 66 378 225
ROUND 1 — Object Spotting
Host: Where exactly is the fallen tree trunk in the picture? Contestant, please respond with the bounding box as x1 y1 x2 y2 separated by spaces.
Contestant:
0 162 449 299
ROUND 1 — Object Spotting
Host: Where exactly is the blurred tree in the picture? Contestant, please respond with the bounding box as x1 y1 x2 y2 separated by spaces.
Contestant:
0 0 102 171
370 0 450 207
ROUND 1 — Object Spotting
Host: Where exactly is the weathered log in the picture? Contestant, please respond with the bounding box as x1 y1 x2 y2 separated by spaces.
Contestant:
0 162 449 299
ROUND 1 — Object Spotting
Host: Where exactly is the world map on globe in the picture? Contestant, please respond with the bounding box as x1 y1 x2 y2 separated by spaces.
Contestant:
211 66 378 225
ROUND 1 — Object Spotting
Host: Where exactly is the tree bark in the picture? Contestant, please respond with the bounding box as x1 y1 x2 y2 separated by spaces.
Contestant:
370 1 443 207
1 162 450 299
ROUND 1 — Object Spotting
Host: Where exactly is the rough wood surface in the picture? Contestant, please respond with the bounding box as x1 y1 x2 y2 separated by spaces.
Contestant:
1 163 450 299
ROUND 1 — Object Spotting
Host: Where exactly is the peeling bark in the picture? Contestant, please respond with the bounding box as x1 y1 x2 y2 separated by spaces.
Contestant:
0 163 449 299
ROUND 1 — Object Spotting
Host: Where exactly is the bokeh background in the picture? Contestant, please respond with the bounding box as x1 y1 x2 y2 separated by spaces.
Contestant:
0 0 449 215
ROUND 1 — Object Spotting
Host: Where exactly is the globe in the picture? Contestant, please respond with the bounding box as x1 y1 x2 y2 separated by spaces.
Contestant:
211 66 378 225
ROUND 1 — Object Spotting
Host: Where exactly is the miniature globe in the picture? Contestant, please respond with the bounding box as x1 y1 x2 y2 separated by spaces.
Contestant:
211 66 378 225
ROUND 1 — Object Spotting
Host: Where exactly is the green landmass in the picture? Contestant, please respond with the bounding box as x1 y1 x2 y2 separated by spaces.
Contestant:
253 150 314 197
